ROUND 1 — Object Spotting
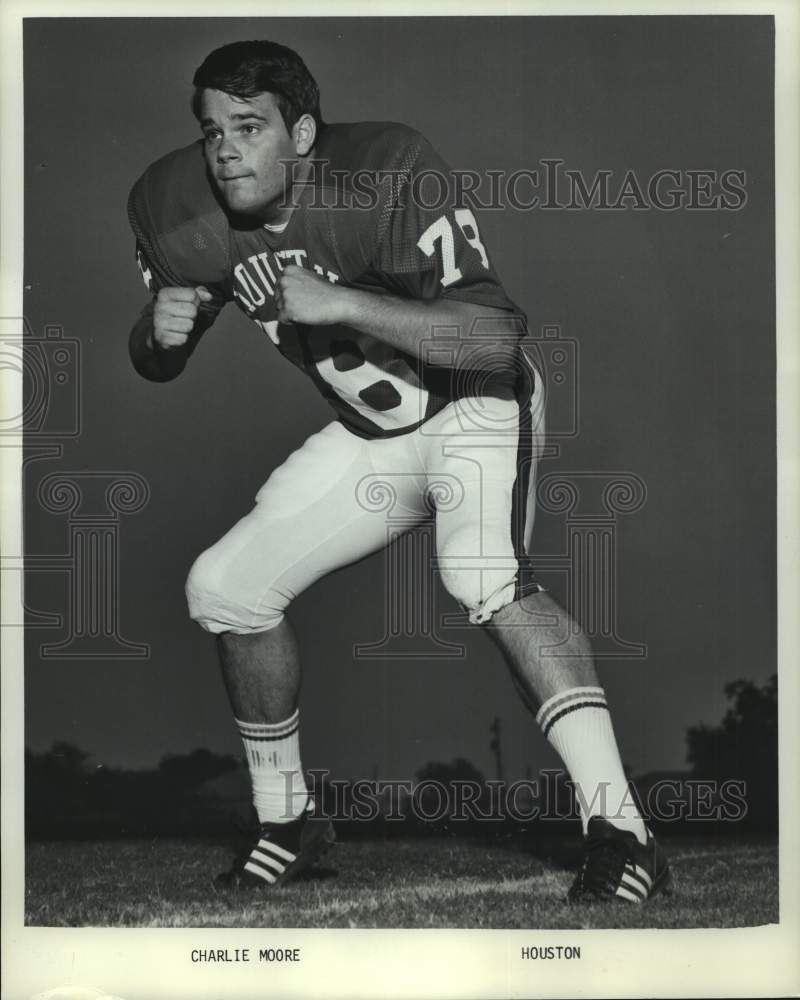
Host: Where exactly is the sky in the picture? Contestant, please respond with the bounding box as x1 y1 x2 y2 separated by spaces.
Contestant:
19 15 775 783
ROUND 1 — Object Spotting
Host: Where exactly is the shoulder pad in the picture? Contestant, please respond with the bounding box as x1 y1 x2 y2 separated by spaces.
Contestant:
316 122 427 175
127 141 230 287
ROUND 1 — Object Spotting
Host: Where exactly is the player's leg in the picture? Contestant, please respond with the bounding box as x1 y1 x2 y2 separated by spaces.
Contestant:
488 592 597 706
185 421 426 885
486 592 644 835
486 593 669 901
422 387 666 900
214 619 304 830
217 619 300 724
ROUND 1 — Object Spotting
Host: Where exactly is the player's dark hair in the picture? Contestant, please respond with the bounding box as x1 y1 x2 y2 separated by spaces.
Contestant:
192 40 323 133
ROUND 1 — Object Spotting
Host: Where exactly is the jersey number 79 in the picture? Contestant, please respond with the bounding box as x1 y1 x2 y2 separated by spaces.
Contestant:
416 209 490 288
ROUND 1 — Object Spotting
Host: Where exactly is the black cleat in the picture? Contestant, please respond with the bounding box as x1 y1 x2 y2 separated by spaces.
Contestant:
568 816 672 903
216 809 335 890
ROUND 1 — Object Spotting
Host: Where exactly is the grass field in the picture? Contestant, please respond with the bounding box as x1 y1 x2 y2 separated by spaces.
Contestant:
25 832 778 929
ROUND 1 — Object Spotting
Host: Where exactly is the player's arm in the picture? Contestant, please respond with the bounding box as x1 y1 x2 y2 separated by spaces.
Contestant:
342 291 517 371
128 286 216 383
127 142 232 382
275 269 513 371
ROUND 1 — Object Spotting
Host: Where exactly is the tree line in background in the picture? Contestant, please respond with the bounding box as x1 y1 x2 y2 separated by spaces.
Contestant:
25 675 777 839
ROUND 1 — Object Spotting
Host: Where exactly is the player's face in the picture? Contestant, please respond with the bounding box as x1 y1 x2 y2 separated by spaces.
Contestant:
199 89 302 221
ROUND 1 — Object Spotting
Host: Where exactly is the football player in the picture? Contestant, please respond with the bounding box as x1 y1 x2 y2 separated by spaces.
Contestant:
127 40 669 903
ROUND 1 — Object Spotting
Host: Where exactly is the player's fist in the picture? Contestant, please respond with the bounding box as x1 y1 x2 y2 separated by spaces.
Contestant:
275 265 347 326
152 286 213 349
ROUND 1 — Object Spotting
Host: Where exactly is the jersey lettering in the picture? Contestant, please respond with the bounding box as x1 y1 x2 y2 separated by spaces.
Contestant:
234 262 265 309
455 208 490 269
417 212 491 286
137 250 154 292
417 216 462 287
313 338 428 432
313 264 340 283
250 252 277 295
276 249 307 267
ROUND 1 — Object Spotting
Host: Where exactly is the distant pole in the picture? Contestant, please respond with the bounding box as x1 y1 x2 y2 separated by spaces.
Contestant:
489 717 504 783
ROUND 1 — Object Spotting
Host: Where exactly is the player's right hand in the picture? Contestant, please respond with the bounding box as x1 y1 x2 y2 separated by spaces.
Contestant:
152 286 213 349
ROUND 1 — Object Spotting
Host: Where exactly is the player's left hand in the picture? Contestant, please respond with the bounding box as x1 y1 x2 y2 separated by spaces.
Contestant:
275 265 348 326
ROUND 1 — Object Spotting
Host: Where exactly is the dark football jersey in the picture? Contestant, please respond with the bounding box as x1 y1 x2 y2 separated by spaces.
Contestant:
128 122 531 438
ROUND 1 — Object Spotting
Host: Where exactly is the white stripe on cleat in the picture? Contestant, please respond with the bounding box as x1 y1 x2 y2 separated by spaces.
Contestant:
244 861 277 883
251 849 286 874
257 839 296 864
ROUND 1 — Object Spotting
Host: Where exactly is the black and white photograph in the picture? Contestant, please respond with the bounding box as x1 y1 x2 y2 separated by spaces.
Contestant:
2 4 798 999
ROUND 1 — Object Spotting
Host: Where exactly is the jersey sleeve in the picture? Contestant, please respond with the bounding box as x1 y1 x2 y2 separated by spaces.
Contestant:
131 239 228 326
369 134 525 316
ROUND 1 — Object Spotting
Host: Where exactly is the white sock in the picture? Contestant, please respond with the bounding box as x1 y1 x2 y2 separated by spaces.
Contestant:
537 686 647 845
236 710 309 824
